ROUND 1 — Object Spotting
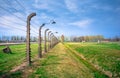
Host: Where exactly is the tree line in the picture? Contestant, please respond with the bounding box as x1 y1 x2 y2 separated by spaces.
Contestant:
64 35 120 42
0 35 120 43
0 36 38 43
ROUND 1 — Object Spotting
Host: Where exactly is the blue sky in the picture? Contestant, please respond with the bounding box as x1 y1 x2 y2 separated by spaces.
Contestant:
0 0 120 38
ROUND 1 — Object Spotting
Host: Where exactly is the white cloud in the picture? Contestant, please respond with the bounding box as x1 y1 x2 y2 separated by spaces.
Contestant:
33 3 49 10
0 13 39 36
65 0 78 12
0 15 25 28
90 4 113 11
70 19 93 28
40 13 50 19
33 0 55 11
33 0 65 14
0 15 26 35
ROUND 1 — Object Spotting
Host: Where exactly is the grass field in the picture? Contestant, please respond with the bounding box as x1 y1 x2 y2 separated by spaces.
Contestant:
0 43 39 77
65 42 120 77
29 43 108 78
0 42 120 78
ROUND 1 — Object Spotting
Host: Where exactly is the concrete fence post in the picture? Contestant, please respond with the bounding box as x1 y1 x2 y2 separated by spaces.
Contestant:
26 13 36 66
48 31 51 51
44 29 49 53
38 24 45 58
50 33 53 49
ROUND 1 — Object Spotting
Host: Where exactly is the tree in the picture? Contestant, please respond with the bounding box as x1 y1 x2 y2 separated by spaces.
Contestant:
61 35 64 42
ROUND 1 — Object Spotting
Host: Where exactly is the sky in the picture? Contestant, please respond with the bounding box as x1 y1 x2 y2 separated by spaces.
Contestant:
0 0 120 38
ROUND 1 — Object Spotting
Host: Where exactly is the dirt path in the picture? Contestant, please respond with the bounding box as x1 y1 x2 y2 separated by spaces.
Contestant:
28 43 108 78
6 43 108 78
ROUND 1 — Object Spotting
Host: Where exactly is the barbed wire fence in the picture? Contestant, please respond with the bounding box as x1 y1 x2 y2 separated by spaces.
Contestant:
0 0 59 66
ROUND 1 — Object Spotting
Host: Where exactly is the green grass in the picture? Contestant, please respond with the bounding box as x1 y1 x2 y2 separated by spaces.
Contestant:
1 42 119 78
0 43 38 77
30 43 108 78
66 42 120 77
30 55 61 78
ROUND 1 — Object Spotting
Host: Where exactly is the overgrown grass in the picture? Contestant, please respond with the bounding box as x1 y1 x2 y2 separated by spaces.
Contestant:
30 43 108 78
66 42 120 77
0 43 38 77
1 42 119 78
30 55 61 78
